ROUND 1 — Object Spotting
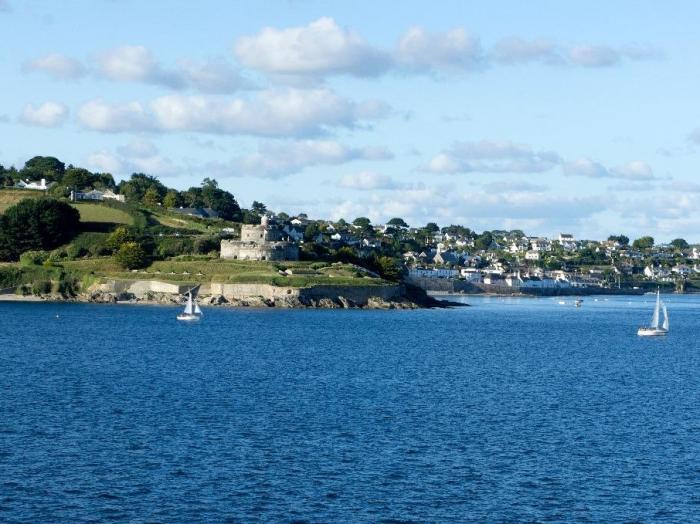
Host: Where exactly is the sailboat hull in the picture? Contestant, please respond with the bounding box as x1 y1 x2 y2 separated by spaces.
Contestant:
177 313 202 322
637 327 667 337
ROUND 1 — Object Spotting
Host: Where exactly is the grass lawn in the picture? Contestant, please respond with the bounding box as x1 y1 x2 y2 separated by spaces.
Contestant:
72 203 134 224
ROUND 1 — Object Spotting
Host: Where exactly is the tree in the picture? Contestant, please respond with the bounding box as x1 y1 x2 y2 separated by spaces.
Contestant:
163 190 180 209
352 217 373 236
62 167 93 189
143 187 161 206
0 198 80 260
387 217 409 228
114 242 148 269
374 255 401 281
670 238 689 250
353 217 371 229
424 222 440 233
608 234 629 246
304 222 320 241
118 173 167 203
106 226 135 252
632 236 654 250
196 178 242 221
251 201 267 215
22 156 65 182
474 231 493 251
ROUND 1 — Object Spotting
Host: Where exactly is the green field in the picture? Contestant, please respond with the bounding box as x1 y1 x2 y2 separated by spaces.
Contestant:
71 203 134 224
60 258 386 287
0 189 43 213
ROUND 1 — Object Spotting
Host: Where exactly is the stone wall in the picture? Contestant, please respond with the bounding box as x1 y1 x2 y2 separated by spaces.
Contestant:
220 240 299 261
93 279 192 295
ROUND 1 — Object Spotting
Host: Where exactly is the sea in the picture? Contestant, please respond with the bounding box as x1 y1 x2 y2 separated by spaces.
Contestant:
1 294 699 522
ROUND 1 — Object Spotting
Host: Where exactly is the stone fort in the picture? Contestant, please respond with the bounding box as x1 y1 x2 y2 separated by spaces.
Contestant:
220 216 299 261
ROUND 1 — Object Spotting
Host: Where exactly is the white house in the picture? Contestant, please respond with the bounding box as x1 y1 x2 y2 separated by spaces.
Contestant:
71 188 126 202
16 178 52 191
408 267 459 279
460 268 482 282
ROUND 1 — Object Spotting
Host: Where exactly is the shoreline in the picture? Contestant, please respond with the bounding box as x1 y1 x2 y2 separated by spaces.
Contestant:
0 292 458 310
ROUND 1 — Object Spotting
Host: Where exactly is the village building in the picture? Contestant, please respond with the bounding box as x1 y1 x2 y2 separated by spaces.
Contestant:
220 215 299 261
16 178 54 191
71 188 126 202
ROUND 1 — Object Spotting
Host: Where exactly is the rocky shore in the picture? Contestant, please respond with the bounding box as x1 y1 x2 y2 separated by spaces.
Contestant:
0 289 458 310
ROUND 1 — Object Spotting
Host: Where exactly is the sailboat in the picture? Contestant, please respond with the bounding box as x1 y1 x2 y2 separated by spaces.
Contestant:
177 286 203 322
637 289 668 336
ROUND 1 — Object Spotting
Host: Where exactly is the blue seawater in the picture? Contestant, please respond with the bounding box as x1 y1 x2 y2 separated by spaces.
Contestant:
1 295 699 522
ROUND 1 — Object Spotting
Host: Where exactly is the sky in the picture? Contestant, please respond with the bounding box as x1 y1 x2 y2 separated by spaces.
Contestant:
2 0 700 241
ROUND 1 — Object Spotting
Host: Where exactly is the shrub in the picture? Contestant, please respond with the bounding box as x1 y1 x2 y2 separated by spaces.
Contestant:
106 226 136 252
114 242 149 269
0 198 80 260
20 250 50 267
154 236 195 258
193 235 219 254
32 280 52 295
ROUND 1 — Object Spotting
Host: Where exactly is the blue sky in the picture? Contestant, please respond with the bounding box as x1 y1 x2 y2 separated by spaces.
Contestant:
2 0 700 241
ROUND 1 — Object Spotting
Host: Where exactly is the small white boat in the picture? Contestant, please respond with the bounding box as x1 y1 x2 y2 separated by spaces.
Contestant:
637 289 668 337
574 299 583 308
177 287 203 322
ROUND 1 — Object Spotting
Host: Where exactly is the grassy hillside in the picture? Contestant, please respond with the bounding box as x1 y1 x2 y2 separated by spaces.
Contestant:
0 189 44 213
72 203 134 224
60 258 386 287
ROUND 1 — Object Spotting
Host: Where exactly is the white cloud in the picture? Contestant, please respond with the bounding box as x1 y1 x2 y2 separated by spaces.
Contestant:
232 19 661 80
338 171 404 190
563 158 655 180
116 139 159 158
562 158 609 178
205 140 393 178
23 53 86 79
20 101 69 127
491 37 562 65
96 45 181 86
482 180 548 193
610 160 655 180
688 128 700 145
569 45 620 67
87 140 177 176
175 59 251 93
24 47 249 93
77 88 390 137
396 26 483 72
77 99 152 132
86 150 124 174
234 17 390 78
328 186 606 232
425 140 561 174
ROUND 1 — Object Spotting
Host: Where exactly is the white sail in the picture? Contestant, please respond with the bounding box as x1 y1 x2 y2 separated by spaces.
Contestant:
184 292 194 314
194 302 202 315
650 290 660 328
662 303 669 331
